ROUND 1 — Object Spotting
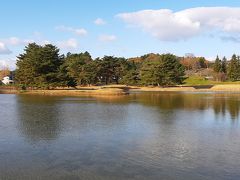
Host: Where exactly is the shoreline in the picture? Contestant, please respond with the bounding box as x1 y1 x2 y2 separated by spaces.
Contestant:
129 84 240 92
1 84 240 96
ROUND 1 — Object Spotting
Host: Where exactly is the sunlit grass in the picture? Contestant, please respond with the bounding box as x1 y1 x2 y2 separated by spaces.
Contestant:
184 76 240 86
184 76 213 85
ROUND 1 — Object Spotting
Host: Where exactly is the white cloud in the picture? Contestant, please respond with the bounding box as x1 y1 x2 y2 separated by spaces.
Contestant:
117 7 240 41
2 37 34 46
0 59 16 70
99 34 117 42
57 38 78 49
6 37 34 45
94 18 106 25
6 37 21 45
56 25 87 36
0 42 12 54
2 36 52 48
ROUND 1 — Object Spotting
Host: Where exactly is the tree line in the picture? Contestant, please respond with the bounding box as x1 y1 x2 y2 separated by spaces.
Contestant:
213 54 240 81
9 43 240 89
14 43 185 89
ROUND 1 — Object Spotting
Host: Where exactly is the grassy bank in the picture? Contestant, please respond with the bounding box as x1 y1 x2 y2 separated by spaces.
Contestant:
1 84 240 96
184 76 240 86
0 86 19 94
130 84 240 92
19 87 128 96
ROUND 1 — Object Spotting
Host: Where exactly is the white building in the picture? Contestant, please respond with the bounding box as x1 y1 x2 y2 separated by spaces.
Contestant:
1 76 14 85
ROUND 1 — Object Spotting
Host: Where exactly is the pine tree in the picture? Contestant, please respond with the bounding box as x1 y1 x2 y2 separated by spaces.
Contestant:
15 43 65 88
160 54 185 85
213 56 221 73
198 57 206 68
140 54 185 86
221 56 227 73
64 51 93 85
227 54 239 81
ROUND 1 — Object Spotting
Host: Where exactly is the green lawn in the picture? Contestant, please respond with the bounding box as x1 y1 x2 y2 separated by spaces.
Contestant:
184 76 240 86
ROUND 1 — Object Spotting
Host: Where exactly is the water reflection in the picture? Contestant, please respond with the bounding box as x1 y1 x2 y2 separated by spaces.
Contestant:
2 92 239 179
132 92 240 120
225 97 240 120
15 93 240 144
16 95 62 142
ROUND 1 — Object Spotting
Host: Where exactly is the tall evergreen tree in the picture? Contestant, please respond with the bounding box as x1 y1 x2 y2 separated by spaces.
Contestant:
160 54 185 85
15 43 64 88
221 56 227 73
198 57 206 68
64 51 93 85
97 56 128 85
213 56 221 73
140 54 185 86
140 60 160 86
227 54 240 81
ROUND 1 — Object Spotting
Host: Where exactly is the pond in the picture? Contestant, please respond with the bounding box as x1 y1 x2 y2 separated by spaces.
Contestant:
0 92 240 179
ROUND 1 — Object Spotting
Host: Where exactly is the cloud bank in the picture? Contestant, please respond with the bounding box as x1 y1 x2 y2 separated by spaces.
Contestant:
117 7 240 41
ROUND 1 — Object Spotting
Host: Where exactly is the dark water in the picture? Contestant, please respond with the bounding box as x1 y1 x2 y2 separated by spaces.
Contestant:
0 92 240 180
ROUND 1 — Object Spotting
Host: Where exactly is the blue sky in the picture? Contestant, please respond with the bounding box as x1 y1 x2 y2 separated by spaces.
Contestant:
1 0 240 69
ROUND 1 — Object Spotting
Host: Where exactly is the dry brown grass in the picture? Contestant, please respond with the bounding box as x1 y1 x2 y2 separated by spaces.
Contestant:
210 85 240 91
2 84 240 95
129 86 196 92
19 87 128 96
129 85 240 92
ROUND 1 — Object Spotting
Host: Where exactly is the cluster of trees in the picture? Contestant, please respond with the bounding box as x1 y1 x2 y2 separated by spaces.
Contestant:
213 54 240 81
213 56 227 81
180 56 209 70
15 43 185 89
10 42 240 88
139 54 185 86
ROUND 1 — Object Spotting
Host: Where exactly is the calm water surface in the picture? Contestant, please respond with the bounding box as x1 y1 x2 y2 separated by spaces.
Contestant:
0 92 240 180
